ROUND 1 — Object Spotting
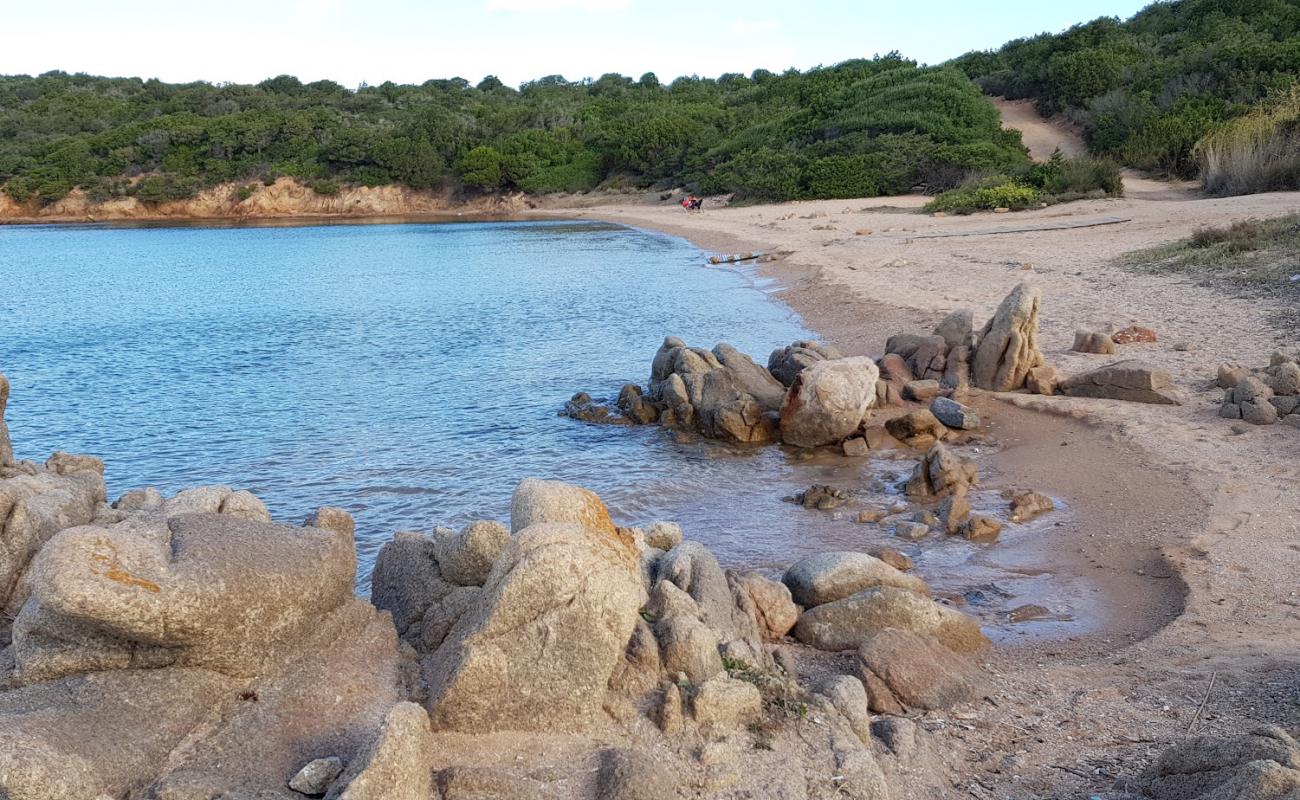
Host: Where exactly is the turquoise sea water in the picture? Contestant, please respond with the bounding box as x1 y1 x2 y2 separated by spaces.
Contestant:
1 219 896 584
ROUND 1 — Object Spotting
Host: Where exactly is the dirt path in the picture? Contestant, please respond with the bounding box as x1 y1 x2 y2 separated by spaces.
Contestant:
991 98 1086 160
992 96 1201 201
541 185 1300 798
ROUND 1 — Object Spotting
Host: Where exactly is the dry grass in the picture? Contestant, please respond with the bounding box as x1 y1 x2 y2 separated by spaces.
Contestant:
1197 87 1300 196
1121 214 1300 331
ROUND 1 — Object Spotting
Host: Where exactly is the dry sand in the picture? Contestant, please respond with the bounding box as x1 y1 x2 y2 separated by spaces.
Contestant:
537 171 1300 796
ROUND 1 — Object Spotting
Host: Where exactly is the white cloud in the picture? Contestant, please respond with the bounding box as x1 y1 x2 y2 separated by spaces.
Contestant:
485 0 631 11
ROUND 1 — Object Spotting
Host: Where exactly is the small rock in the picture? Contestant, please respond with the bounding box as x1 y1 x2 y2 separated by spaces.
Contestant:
1242 401 1279 425
1007 604 1050 623
885 409 947 449
691 675 762 730
855 629 989 710
894 522 929 541
794 484 846 510
1071 330 1116 355
1217 363 1252 389
871 548 913 571
290 756 344 796
1111 325 1158 344
1026 365 1060 396
961 515 1002 542
644 521 683 551
1006 490 1055 523
937 493 971 535
1173 342 1194 352
782 551 928 607
842 437 870 457
903 380 942 401
857 507 888 524
1230 423 1251 435
1059 360 1182 405
930 397 979 430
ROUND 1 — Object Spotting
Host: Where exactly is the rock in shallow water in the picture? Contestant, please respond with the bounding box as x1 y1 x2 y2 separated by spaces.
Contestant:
779 356 880 448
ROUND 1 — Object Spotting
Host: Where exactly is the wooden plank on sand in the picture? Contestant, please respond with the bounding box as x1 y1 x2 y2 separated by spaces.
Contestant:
900 216 1131 240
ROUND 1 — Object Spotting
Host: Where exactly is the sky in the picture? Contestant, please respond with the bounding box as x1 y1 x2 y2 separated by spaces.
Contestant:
0 0 1155 88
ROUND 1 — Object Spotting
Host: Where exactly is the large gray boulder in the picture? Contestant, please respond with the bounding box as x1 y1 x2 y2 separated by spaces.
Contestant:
885 334 947 382
855 628 989 710
511 477 617 536
782 552 929 608
14 512 356 682
793 586 988 653
657 541 762 649
1 457 106 621
326 702 436 800
424 522 645 732
1059 360 1183 405
768 340 843 387
778 357 880 448
371 530 454 640
972 282 1045 391
694 368 776 444
0 667 237 800
712 343 787 411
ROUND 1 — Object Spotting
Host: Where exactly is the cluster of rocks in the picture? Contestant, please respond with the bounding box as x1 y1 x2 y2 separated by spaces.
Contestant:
4 356 998 800
1217 351 1300 427
566 282 1057 450
1070 323 1158 355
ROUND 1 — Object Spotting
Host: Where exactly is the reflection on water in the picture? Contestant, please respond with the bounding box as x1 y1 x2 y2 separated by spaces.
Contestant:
0 218 1086 639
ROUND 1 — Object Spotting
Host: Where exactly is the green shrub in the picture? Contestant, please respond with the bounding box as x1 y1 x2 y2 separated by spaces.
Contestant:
129 174 198 203
1025 152 1124 196
456 146 506 191
232 184 256 202
309 179 341 196
924 176 1041 214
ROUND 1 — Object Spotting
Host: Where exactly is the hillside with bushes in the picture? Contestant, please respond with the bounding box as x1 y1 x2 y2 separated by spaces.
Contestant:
0 57 1030 207
952 0 1300 192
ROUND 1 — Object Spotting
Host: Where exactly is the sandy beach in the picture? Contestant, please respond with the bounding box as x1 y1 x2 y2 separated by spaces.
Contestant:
534 182 1300 796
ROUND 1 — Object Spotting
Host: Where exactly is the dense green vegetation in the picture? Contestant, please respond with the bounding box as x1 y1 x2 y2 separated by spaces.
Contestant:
0 57 1030 206
923 152 1124 214
952 0 1300 182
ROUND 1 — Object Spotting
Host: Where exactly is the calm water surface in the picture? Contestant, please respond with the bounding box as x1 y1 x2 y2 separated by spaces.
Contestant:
1 218 1096 640
1 219 882 582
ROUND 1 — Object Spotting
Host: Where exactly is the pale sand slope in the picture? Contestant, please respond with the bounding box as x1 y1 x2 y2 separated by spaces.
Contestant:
536 187 1300 797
